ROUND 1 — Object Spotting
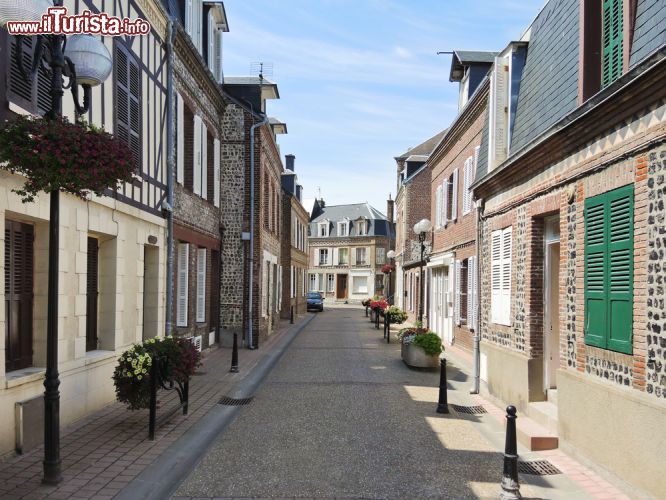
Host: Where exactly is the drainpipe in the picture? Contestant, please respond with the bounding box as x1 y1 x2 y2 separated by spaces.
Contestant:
470 198 484 394
247 114 269 349
165 18 175 336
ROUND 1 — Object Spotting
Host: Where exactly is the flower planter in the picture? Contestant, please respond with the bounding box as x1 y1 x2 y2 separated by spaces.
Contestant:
401 342 440 369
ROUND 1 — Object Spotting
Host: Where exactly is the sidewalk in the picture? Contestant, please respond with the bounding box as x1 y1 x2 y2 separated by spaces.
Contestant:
0 315 312 500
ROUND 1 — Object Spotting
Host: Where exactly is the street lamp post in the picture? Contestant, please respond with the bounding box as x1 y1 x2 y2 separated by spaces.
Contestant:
0 2 112 485
413 219 432 324
386 250 395 305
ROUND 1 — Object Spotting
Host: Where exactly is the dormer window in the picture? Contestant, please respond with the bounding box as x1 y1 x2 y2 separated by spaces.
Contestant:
488 43 527 171
458 70 470 111
338 220 349 237
318 222 329 237
185 0 203 53
356 220 367 236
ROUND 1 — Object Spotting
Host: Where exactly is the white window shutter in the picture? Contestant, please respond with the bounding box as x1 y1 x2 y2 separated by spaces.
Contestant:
213 138 220 207
467 256 475 330
207 12 215 69
193 115 201 195
176 243 189 327
454 260 461 326
435 185 442 228
332 248 338 266
201 122 208 198
196 248 206 322
489 55 510 169
185 0 192 36
176 93 184 184
462 159 471 215
491 230 501 324
366 247 371 265
501 227 512 325
442 180 449 226
452 169 458 221
216 29 223 81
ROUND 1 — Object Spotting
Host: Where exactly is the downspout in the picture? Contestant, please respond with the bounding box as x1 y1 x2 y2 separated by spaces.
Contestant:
165 18 175 336
470 198 484 394
247 114 269 349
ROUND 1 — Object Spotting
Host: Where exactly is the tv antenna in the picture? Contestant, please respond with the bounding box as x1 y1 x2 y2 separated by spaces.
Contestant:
250 62 273 80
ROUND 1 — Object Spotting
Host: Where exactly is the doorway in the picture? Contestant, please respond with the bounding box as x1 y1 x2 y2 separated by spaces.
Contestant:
430 267 451 344
142 245 160 341
544 216 560 393
336 274 348 299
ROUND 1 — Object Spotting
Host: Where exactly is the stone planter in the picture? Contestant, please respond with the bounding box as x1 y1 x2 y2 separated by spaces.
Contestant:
401 342 440 369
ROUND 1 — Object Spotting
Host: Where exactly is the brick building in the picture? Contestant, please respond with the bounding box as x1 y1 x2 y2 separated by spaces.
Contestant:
280 155 309 319
426 51 493 351
224 77 284 348
308 200 394 303
172 1 228 350
471 0 666 496
393 132 444 322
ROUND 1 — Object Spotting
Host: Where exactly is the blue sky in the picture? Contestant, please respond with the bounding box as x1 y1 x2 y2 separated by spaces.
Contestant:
222 0 545 215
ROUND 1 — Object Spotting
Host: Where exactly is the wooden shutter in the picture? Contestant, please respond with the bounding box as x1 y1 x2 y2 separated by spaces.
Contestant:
114 43 141 171
207 11 215 68
442 180 449 226
185 0 193 36
501 227 512 325
176 243 189 327
467 256 477 331
196 248 206 322
585 185 633 353
491 230 502 324
213 138 220 207
4 220 34 371
86 237 99 352
176 93 184 184
193 115 202 195
454 259 461 326
602 0 624 88
201 122 208 199
6 37 51 115
435 185 442 227
451 169 459 221
489 55 509 168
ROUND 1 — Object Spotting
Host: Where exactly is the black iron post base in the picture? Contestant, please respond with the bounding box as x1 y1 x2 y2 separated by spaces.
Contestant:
500 405 521 499
436 358 449 414
230 333 239 373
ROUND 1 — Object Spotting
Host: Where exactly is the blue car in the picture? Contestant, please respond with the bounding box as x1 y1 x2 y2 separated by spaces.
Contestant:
307 292 324 312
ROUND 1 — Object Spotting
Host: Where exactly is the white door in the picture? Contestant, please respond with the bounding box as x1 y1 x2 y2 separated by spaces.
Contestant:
544 217 561 392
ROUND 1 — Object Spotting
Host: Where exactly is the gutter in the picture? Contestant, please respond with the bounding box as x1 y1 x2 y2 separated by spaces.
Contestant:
165 18 175 335
247 114 269 349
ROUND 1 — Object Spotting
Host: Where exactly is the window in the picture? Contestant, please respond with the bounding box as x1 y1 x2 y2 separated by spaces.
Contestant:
196 248 206 323
206 8 225 82
356 247 367 265
462 150 478 216
454 259 468 325
357 220 366 236
352 276 368 294
338 221 349 236
327 274 335 292
319 249 329 266
309 274 317 292
375 274 384 293
584 184 633 354
458 70 470 111
318 222 329 237
446 170 458 223
176 243 189 327
185 0 203 53
491 227 512 325
192 115 207 197
602 0 624 88
86 237 99 352
338 248 349 265
376 248 385 265
114 42 142 171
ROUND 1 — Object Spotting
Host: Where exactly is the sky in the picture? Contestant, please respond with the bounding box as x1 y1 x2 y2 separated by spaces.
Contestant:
221 0 546 216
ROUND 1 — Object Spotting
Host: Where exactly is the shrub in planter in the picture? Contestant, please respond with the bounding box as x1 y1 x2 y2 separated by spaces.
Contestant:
397 327 443 356
384 306 408 324
0 115 137 202
113 336 202 411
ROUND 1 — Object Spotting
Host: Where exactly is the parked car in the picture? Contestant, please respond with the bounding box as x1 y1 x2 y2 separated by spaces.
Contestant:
307 292 324 312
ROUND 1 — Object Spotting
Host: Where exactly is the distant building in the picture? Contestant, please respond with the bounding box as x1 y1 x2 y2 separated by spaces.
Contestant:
308 200 394 302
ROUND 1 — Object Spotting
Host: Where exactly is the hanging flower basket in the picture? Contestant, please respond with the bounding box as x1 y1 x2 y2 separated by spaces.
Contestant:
113 336 202 411
0 115 137 203
380 263 395 274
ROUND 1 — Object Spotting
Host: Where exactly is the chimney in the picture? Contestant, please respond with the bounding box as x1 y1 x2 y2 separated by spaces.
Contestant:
320 198 325 208
387 194 394 223
285 154 295 171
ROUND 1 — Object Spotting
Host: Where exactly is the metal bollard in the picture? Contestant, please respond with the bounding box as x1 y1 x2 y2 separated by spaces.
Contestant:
290 306 294 324
385 314 390 343
500 406 521 499
375 311 380 329
436 358 449 414
148 356 158 440
230 333 239 373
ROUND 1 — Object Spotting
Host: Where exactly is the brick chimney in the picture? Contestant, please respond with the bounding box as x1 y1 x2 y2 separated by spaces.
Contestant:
285 154 295 171
386 194 394 223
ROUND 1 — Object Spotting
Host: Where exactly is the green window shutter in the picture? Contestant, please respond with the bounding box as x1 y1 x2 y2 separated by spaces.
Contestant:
585 195 608 348
602 0 624 88
606 185 633 354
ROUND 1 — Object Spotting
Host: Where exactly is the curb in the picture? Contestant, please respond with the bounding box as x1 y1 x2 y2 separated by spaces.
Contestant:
115 314 316 500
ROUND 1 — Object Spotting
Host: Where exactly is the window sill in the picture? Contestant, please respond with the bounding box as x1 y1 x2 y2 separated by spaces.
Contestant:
4 367 46 389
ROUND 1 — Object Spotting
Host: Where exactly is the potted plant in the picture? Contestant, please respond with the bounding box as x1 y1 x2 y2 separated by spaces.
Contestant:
396 324 443 368
113 336 202 411
384 306 408 325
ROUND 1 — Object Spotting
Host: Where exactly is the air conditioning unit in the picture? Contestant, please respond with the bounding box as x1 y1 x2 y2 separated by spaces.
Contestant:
190 335 203 352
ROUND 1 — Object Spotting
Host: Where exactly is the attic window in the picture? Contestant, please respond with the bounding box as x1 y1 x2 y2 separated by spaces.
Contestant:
338 221 349 237
318 222 329 237
357 220 367 236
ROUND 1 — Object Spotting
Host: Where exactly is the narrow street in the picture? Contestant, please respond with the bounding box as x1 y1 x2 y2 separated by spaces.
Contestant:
171 306 597 499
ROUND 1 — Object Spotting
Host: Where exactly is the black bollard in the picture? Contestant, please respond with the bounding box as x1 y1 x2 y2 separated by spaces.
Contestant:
436 358 449 414
290 306 294 324
148 356 158 440
500 406 521 499
375 311 380 329
385 314 390 343
230 333 239 373
365 305 368 317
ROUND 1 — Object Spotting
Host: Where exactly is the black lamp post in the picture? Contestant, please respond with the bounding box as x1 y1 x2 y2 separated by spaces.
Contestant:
386 250 395 305
413 218 432 324
1 2 112 485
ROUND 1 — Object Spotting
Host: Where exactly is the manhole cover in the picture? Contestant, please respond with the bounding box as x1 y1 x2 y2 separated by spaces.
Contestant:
451 404 488 415
518 460 562 475
218 396 254 406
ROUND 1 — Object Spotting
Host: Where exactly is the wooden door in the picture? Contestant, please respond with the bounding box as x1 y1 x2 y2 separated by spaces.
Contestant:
336 274 347 299
4 220 34 371
86 237 99 351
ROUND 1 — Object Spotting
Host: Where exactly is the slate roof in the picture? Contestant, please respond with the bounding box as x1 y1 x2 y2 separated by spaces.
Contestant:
630 0 666 67
224 76 277 86
395 129 449 160
309 203 393 238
